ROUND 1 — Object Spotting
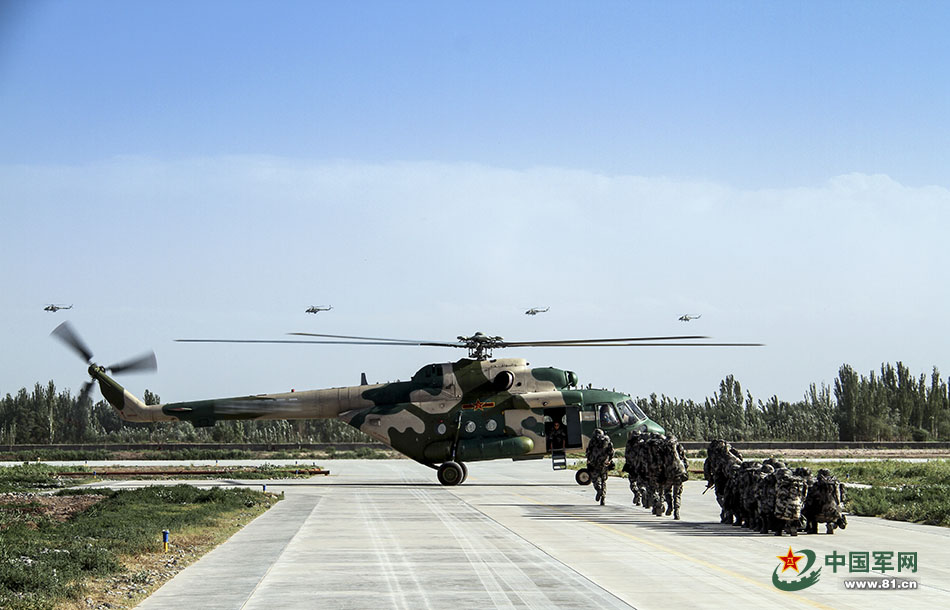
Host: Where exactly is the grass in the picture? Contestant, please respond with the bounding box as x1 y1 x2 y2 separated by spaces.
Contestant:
0 483 279 610
781 459 950 527
0 462 324 491
781 459 950 486
843 484 950 527
0 464 76 493
1 446 399 462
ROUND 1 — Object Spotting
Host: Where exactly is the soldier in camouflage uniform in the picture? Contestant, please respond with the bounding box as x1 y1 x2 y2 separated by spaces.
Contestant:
658 435 689 519
803 468 848 534
736 461 762 529
773 466 808 536
747 461 771 532
671 437 690 519
586 428 615 505
755 463 776 534
644 434 666 515
721 462 744 525
703 439 743 523
642 433 664 511
622 431 648 506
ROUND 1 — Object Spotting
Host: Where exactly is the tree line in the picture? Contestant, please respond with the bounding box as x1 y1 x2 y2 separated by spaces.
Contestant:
2 361 948 444
0 383 367 445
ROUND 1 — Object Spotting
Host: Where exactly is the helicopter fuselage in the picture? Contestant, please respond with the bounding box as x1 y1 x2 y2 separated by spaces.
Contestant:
93 357 663 466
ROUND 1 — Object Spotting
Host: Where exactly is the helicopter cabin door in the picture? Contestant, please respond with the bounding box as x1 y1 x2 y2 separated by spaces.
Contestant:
544 407 582 451
564 406 582 448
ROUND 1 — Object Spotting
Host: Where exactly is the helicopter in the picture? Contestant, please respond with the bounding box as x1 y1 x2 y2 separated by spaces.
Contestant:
51 323 760 486
306 305 333 314
524 307 550 316
678 314 701 322
44 304 73 313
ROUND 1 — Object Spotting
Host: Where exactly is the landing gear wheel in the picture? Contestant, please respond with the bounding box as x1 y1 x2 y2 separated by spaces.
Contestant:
575 468 592 486
438 461 464 486
460 462 468 483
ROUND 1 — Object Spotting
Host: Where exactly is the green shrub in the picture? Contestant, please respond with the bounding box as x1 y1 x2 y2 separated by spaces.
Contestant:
847 485 950 527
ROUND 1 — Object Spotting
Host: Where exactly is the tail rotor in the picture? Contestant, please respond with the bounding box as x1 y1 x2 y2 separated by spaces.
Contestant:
50 321 157 405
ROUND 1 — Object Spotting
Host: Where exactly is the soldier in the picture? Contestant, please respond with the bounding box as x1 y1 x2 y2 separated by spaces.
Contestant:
622 431 647 506
755 463 776 534
703 439 743 523
644 434 665 515
660 435 689 519
721 462 744 525
549 420 567 450
586 428 615 505
803 468 848 534
736 461 762 528
773 467 808 536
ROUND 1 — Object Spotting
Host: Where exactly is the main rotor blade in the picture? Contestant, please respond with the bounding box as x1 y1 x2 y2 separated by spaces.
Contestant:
107 351 158 374
509 342 764 347
50 321 93 363
289 332 451 344
503 335 709 346
177 338 465 347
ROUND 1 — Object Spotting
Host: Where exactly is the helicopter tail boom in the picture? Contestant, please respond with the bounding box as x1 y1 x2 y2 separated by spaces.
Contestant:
90 366 175 423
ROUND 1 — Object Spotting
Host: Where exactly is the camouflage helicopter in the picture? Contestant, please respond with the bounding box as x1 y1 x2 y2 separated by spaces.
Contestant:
51 322 759 486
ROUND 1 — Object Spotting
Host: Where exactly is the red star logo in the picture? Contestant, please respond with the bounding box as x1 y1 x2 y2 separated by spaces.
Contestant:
777 547 803 573
462 400 494 411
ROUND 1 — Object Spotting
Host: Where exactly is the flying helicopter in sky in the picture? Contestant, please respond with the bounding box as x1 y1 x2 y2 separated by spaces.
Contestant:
678 314 701 322
44 304 73 312
51 322 760 486
306 305 333 314
525 307 550 315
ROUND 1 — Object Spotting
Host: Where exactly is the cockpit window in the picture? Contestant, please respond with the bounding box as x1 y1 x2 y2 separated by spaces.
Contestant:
626 400 648 421
616 401 638 425
597 403 621 428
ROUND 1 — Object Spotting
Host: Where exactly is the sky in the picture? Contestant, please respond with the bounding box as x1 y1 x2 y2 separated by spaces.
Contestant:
2 1 950 408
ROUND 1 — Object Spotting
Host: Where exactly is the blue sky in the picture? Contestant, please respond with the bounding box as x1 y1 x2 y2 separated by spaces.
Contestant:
2 1 950 406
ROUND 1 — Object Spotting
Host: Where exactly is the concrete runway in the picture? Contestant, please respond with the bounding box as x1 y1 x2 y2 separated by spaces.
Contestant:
80 459 948 610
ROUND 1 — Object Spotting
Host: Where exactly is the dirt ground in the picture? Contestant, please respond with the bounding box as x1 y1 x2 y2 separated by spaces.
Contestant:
0 492 105 525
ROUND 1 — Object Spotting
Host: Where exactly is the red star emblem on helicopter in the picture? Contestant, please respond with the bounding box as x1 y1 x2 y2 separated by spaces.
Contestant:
462 400 495 411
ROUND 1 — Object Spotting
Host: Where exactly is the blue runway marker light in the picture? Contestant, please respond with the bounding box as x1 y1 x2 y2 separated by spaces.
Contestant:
163 530 170 553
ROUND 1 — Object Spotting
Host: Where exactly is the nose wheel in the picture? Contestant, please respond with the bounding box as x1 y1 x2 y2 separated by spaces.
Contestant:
438 461 467 485
575 467 592 485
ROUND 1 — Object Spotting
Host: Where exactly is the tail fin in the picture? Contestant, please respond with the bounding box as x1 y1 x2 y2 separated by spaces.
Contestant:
90 366 171 423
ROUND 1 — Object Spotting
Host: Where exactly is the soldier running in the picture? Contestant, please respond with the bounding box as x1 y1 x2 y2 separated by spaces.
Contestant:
586 428 615 505
622 431 648 506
